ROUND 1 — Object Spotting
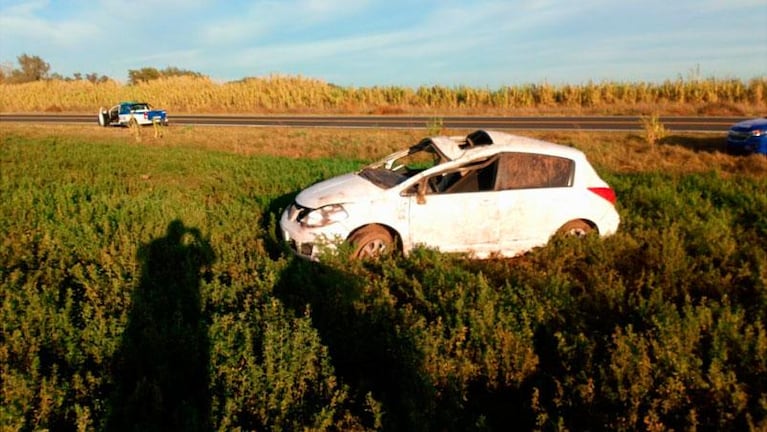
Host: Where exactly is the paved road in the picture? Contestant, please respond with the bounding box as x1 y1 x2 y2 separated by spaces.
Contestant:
0 113 740 132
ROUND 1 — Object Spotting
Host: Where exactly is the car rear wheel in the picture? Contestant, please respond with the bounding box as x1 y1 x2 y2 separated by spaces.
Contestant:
557 220 594 237
348 225 394 259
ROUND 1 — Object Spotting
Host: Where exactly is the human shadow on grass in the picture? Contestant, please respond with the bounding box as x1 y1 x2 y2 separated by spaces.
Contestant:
107 220 215 432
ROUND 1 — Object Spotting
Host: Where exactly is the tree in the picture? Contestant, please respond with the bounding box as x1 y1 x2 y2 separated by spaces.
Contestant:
128 67 162 85
1 54 113 84
86 72 110 83
128 66 205 85
12 53 50 82
160 66 204 79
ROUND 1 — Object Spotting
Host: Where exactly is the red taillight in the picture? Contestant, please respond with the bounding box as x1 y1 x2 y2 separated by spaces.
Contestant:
589 187 616 205
143 112 148 119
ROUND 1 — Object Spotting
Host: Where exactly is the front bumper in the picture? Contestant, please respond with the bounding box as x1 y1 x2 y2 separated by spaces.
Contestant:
727 131 767 155
726 139 767 155
279 206 350 260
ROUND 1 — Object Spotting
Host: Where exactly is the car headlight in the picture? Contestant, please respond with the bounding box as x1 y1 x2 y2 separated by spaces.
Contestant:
301 204 348 227
751 129 766 137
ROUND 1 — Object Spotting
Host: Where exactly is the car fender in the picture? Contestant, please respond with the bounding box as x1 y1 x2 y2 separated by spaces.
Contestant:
336 198 408 244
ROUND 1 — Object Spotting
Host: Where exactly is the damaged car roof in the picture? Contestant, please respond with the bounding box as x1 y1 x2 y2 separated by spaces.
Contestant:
430 129 586 162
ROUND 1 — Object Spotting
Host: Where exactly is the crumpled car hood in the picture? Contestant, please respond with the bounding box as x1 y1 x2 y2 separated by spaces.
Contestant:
295 173 384 209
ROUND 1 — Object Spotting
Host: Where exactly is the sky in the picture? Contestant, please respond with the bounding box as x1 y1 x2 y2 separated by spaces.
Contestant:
0 0 765 88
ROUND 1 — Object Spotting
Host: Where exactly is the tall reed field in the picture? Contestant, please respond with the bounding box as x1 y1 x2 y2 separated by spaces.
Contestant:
1 124 766 431
1 75 765 115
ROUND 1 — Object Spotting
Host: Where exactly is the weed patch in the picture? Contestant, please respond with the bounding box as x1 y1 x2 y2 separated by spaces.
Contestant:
1 131 765 431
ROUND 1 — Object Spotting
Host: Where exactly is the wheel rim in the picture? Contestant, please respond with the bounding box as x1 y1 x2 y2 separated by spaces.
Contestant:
567 227 590 237
558 221 593 238
358 238 388 258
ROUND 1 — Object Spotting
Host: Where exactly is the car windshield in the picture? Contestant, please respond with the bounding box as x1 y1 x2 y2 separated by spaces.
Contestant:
359 141 443 188
130 103 150 111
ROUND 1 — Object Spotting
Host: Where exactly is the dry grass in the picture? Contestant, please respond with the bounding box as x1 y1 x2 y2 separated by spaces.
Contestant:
0 123 423 160
1 75 765 116
554 130 767 178
3 123 765 179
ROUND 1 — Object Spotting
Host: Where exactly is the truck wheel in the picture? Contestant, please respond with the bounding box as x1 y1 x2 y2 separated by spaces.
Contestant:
348 225 394 259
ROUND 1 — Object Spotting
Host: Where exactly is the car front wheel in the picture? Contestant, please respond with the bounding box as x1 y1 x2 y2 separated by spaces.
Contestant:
348 225 394 259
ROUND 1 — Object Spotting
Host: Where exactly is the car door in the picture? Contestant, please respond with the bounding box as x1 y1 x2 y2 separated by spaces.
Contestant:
405 158 501 255
118 104 131 124
494 152 576 252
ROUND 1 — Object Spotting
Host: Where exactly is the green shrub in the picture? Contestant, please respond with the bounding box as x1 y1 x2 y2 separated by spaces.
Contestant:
1 134 765 431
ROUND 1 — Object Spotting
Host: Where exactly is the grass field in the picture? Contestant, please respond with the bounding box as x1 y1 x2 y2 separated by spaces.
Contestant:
1 123 766 431
1 75 765 116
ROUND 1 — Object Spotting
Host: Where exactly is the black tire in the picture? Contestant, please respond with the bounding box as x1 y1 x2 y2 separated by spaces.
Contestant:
557 220 594 237
348 225 394 259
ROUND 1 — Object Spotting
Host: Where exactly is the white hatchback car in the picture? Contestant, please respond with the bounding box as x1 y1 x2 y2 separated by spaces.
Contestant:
280 130 619 260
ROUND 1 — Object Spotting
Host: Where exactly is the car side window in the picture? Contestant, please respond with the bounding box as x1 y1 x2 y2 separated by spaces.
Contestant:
495 153 574 190
425 157 498 194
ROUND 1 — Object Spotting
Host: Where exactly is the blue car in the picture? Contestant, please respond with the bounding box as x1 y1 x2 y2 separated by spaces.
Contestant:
726 117 767 155
98 101 168 127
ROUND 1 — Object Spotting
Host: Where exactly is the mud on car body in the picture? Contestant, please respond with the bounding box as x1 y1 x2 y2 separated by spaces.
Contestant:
280 129 620 260
98 101 168 127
